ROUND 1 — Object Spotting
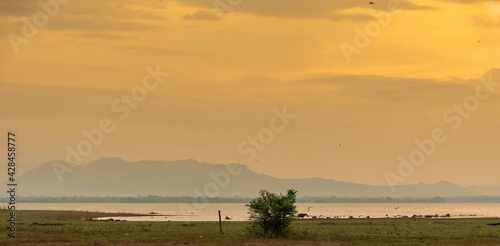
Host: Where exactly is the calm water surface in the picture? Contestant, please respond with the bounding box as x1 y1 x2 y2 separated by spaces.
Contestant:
19 203 500 222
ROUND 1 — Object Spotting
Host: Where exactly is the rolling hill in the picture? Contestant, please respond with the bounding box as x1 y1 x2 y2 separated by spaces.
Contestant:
7 157 487 198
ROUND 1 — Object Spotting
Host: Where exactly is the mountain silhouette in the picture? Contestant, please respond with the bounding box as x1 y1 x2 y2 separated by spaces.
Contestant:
9 157 482 198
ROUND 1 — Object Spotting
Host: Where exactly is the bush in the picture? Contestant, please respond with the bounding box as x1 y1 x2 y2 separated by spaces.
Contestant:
246 189 297 237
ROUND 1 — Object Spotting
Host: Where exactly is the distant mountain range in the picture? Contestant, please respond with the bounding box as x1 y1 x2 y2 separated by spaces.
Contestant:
5 157 499 198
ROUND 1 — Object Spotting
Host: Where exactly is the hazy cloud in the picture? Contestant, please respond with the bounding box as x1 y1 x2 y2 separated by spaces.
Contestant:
174 0 435 21
295 68 500 109
183 10 219 21
472 16 500 29
0 0 43 17
330 13 377 22
118 45 214 58
47 16 159 32
0 0 164 34
0 81 118 118
71 32 132 40
438 0 499 3
0 0 166 18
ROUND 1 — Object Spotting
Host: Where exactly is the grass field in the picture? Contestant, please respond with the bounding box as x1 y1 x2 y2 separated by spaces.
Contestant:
1 210 500 245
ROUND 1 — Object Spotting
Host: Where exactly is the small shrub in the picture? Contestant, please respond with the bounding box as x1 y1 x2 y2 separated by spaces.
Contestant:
246 189 297 238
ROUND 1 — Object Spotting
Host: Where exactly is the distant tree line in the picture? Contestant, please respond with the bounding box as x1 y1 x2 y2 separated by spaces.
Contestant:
2 195 500 203
0 195 251 203
301 196 500 203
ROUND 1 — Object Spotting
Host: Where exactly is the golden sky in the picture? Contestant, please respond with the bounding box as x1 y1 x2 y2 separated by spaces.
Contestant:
1 0 499 187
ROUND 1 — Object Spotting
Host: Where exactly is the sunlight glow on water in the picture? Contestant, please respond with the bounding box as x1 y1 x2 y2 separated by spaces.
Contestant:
19 203 500 222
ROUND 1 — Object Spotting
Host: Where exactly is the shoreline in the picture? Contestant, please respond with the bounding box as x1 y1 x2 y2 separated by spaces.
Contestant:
7 208 499 221
92 215 500 222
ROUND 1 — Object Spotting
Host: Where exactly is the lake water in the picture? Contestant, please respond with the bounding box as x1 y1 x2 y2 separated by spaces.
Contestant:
18 203 500 222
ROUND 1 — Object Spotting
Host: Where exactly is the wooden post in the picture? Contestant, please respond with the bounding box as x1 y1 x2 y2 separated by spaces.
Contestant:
218 210 223 234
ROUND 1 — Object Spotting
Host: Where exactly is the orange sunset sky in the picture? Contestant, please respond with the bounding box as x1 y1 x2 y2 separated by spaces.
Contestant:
1 0 499 187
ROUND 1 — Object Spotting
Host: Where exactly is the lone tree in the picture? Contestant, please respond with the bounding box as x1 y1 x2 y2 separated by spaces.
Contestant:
246 189 297 237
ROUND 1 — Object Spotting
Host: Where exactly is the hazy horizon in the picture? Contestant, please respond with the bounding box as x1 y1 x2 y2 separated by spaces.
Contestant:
1 0 500 189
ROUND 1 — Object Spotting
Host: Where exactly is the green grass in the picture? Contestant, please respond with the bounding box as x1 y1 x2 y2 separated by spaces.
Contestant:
1 210 500 245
